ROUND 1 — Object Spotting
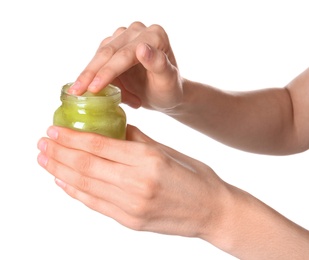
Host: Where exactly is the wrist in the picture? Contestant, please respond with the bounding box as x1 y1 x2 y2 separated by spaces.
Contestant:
163 78 195 117
197 182 261 255
200 183 309 259
197 182 240 249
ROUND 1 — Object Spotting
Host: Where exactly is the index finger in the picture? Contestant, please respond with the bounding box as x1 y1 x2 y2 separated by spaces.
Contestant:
46 125 152 166
69 22 147 95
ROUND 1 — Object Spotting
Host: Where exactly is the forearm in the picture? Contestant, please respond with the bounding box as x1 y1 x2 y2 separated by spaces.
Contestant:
167 79 296 155
204 184 309 259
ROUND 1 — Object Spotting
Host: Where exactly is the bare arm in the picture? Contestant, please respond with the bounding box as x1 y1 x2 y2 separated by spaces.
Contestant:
209 183 309 259
68 22 309 155
168 68 309 154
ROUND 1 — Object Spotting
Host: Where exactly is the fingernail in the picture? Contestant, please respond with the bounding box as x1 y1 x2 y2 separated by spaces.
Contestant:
88 77 101 92
37 139 47 152
37 153 48 167
142 43 152 61
47 126 58 140
55 178 67 189
68 81 81 94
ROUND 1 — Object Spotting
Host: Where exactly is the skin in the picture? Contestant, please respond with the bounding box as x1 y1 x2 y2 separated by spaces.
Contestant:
37 22 309 259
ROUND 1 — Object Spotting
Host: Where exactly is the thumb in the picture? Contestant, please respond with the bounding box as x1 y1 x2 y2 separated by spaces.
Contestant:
126 124 156 144
136 43 175 75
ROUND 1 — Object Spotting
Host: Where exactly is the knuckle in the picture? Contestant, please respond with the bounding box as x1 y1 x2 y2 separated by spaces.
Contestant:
74 153 92 174
117 213 147 232
145 146 168 174
128 198 151 220
78 69 96 81
148 24 167 39
148 24 165 34
126 217 147 232
147 24 169 46
117 26 127 31
117 47 135 60
156 51 169 68
76 175 91 192
46 157 60 176
128 21 146 31
136 175 159 201
124 147 164 216
100 36 113 45
47 142 60 159
81 196 99 213
96 44 116 58
113 26 127 36
88 134 107 154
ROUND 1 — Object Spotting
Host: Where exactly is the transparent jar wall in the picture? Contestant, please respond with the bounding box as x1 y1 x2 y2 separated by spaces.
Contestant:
53 83 127 139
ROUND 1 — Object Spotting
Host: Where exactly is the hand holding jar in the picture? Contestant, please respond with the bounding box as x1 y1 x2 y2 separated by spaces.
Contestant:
37 124 309 258
37 125 229 239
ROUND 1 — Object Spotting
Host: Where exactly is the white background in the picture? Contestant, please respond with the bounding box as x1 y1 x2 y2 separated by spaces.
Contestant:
1 0 308 259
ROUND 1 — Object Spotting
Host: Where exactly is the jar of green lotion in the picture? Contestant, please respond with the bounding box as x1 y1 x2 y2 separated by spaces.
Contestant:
53 83 127 139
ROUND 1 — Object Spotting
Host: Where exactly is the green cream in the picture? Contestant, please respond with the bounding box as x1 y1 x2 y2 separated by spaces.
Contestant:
53 83 127 139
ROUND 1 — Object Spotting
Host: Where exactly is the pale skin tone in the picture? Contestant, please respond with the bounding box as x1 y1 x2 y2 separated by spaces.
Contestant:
37 22 309 259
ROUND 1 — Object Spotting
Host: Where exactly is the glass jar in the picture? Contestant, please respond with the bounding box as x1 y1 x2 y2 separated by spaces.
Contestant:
53 82 127 139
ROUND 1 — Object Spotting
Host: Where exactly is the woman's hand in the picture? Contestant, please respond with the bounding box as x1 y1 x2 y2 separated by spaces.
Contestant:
69 22 183 113
37 125 309 258
37 125 228 238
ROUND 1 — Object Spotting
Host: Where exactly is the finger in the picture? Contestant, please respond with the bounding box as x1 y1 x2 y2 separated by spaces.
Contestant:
86 41 140 93
86 24 168 93
38 132 158 196
110 77 142 108
38 152 139 214
68 35 113 95
126 124 156 144
136 42 179 88
38 137 131 184
112 26 127 37
68 28 127 95
55 180 145 231
136 42 170 73
70 22 146 95
45 125 154 165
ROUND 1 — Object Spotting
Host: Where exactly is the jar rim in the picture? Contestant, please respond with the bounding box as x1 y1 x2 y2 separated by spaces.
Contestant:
61 82 121 101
